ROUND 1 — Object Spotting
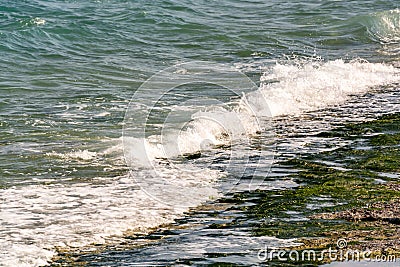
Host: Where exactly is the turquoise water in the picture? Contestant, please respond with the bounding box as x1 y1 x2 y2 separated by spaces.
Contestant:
0 1 399 266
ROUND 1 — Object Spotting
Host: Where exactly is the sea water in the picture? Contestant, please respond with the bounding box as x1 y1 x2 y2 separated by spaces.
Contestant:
0 1 399 266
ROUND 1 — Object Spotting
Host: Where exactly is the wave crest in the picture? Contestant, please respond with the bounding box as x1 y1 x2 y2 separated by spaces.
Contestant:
363 9 400 44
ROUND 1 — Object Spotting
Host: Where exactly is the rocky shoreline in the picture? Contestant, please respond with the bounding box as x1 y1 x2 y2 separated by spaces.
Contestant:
250 113 400 265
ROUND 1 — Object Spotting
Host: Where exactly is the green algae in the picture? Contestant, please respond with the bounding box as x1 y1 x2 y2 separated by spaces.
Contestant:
247 113 400 263
369 133 400 146
316 113 400 139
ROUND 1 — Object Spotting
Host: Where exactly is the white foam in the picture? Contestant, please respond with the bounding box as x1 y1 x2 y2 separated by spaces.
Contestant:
0 169 220 266
94 111 111 117
2 138 220 266
32 17 46 26
127 59 398 166
46 149 98 161
366 9 400 44
125 105 265 166
258 59 399 116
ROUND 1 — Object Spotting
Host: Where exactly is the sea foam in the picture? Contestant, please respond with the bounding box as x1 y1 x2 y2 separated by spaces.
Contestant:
127 59 399 166
258 59 399 116
1 59 398 267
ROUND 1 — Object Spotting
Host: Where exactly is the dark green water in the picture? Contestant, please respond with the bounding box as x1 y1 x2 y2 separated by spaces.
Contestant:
0 1 399 266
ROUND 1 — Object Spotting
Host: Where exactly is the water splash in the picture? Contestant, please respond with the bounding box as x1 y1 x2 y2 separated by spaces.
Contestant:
259 59 399 116
363 9 400 44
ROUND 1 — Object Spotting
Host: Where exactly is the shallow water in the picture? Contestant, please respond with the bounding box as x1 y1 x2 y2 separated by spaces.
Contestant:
0 0 399 266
